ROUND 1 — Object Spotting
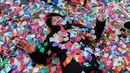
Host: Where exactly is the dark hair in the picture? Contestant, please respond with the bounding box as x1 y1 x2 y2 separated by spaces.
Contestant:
45 13 64 28
124 21 130 29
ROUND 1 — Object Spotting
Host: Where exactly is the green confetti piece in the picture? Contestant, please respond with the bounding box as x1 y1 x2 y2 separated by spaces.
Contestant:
64 3 68 7
82 17 88 21
12 50 18 56
44 67 50 72
125 71 129 73
37 44 42 49
73 42 81 48
19 26 25 32
30 70 33 73
106 17 110 20
33 9 37 13
13 17 18 21
127 49 130 53
31 16 36 19
36 8 40 11
126 29 130 33
41 12 45 14
31 40 34 45
108 34 112 40
84 62 91 67
44 41 48 47
99 61 105 68
24 5 29 10
39 47 45 53
9 24 16 28
20 17 24 21
120 61 124 65
3 59 9 65
120 18 124 21
113 22 116 27
62 10 67 16
115 10 118 14
0 56 3 66
39 4 42 8
45 32 49 35
51 2 56 5
33 3 37 7
128 17 130 21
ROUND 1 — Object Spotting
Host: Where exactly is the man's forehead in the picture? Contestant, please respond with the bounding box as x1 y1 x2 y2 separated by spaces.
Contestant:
52 16 61 17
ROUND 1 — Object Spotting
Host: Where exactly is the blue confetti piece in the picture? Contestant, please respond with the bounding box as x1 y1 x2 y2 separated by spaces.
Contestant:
28 60 33 66
53 0 58 3
24 11 30 15
99 64 105 68
5 32 12 37
5 66 11 72
52 42 58 47
111 52 115 57
105 23 109 27
124 52 128 56
88 20 93 25
36 38 42 45
26 16 30 20
53 58 59 63
41 68 46 73
27 25 32 30
0 36 4 40
98 44 105 49
12 65 18 70
24 58 29 63
14 58 20 66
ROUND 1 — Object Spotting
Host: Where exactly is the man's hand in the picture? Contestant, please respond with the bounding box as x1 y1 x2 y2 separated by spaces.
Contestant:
98 4 106 22
16 38 36 53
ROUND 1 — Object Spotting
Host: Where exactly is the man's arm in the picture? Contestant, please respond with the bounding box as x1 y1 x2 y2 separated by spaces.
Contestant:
94 18 106 40
28 33 54 65
94 5 106 40
28 43 49 65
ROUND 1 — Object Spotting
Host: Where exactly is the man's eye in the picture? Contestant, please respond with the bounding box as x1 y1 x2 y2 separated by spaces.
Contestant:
57 17 59 19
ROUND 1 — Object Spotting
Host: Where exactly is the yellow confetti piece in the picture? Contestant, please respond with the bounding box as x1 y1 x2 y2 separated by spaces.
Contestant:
66 57 70 64
36 64 44 69
53 33 57 37
117 65 122 72
63 37 69 41
95 8 99 13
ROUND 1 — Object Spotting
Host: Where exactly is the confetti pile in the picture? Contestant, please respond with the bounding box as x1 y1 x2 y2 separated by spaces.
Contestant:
0 0 130 73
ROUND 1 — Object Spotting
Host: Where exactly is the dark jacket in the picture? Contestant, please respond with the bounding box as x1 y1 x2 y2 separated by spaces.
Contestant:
29 19 106 73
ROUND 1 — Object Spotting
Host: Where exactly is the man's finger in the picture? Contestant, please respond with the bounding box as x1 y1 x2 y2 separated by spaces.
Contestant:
21 40 27 45
33 38 36 45
17 40 25 46
103 6 105 13
99 8 101 13
23 38 29 43
17 45 24 49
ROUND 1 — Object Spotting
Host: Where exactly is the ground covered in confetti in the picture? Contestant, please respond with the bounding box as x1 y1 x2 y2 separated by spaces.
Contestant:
0 0 130 73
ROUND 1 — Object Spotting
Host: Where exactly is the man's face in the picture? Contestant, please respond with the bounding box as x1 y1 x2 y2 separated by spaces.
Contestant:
28 0 33 2
52 16 63 26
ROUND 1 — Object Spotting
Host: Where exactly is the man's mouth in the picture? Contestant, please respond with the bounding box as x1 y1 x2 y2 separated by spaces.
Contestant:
56 20 62 25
